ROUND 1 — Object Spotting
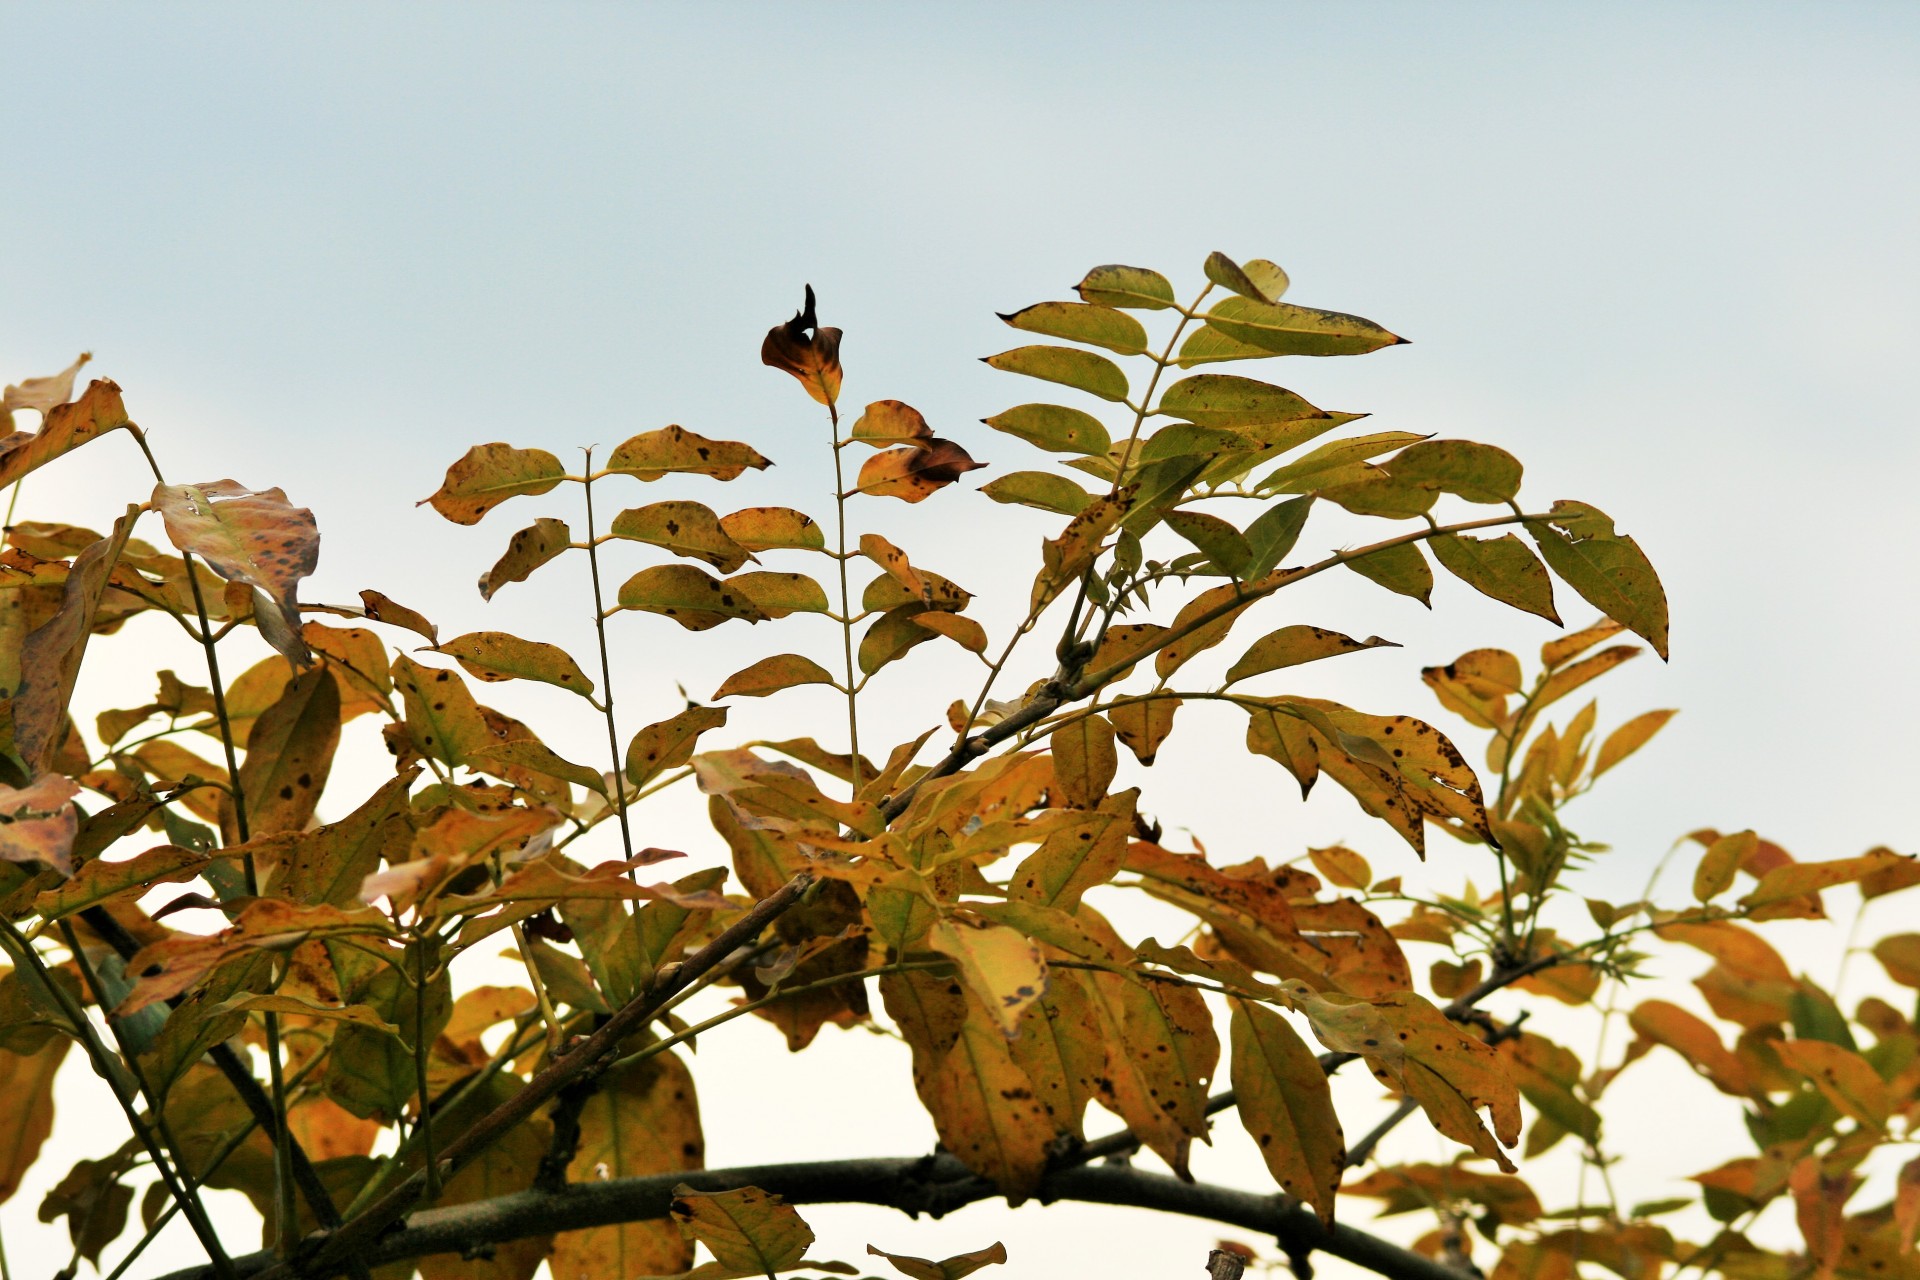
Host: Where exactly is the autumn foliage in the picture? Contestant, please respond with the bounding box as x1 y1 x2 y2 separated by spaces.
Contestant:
0 255 1914 1280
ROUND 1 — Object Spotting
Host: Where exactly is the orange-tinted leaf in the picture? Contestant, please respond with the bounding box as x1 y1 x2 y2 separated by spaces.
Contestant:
479 516 572 600
605 426 771 483
1225 624 1398 685
1789 1156 1851 1280
421 442 566 525
1307 845 1370 891
1009 792 1131 911
627 705 728 789
1367 992 1522 1172
1874 935 1920 988
761 285 844 406
1691 829 1754 903
1229 998 1343 1220
1774 1039 1891 1131
1741 849 1917 915
0 374 126 487
0 774 80 876
858 605 938 676
1110 696 1179 765
853 439 986 503
1156 580 1258 679
930 915 1047 1037
1593 708 1677 778
910 611 987 655
850 399 934 449
858 533 926 600
713 654 839 700
419 1073 552 1280
0 1037 71 1204
13 509 137 769
866 1241 1008 1280
1628 999 1756 1097
358 588 439 644
1050 716 1116 810
1080 960 1218 1178
733 570 830 618
719 506 826 553
435 631 595 697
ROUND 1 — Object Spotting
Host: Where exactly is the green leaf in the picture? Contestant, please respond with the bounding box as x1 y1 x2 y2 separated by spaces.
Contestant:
435 631 596 697
981 403 1111 456
1154 374 1328 428
713 654 839 699
670 1184 814 1279
850 400 934 449
1164 511 1251 577
420 443 567 525
479 517 571 601
617 565 770 630
1316 466 1437 519
1257 431 1429 494
468 740 607 796
858 605 938 675
626 705 729 788
1204 251 1279 304
1073 264 1176 310
1116 456 1210 536
1225 625 1399 685
1344 541 1433 606
1137 424 1244 464
1176 323 1281 367
731 571 830 618
239 667 341 837
719 506 827 553
1201 295 1407 357
983 346 1128 402
998 301 1148 355
1243 496 1313 579
604 426 772 482
862 569 971 613
1430 533 1560 623
1230 998 1344 1221
1528 502 1670 660
980 471 1093 516
1387 440 1524 504
392 653 493 769
609 501 755 572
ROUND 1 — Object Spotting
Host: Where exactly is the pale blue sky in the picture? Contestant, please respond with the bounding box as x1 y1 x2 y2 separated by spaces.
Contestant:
4 4 1917 1276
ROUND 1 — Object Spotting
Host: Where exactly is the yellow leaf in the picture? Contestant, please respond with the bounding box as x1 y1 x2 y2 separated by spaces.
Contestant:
930 915 1047 1037
866 1241 1008 1280
1229 999 1343 1221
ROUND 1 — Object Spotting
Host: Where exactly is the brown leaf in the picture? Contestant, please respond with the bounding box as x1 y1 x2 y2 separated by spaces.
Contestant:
0 1037 70 1202
0 774 80 876
13 509 138 769
154 480 320 668
0 374 127 487
852 439 986 503
761 284 845 406
358 589 439 644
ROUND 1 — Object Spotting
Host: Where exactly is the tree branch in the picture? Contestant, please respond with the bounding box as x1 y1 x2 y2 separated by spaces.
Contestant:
249 873 815 1280
145 1155 1468 1280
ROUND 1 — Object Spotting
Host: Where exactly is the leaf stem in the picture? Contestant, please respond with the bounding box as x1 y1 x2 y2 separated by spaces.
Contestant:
826 404 862 792
0 920 238 1280
579 447 638 870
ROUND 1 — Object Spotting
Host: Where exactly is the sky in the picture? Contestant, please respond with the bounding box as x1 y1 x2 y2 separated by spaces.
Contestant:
3 3 1917 1277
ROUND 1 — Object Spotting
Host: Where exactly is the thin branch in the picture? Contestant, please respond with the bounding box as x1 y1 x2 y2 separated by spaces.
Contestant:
253 873 817 1280
147 1155 1470 1280
579 447 638 867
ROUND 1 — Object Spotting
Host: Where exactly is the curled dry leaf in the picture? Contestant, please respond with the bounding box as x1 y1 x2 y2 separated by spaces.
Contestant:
761 284 844 407
853 439 986 503
153 480 319 668
0 373 129 489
